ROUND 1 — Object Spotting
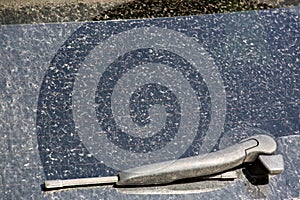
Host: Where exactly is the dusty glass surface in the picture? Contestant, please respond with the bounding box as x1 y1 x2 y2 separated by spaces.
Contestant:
0 3 299 200
0 0 300 24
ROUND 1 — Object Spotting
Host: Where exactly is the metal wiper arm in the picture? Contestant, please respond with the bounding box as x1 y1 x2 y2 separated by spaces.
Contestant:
44 135 284 189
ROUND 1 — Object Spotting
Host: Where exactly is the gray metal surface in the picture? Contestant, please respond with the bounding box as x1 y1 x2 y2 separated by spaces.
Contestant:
1 7 299 199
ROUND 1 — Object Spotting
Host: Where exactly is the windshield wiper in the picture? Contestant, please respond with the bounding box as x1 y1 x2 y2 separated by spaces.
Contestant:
44 135 284 189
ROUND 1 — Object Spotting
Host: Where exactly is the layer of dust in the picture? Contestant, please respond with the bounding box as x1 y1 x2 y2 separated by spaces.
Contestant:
0 0 131 8
0 0 297 25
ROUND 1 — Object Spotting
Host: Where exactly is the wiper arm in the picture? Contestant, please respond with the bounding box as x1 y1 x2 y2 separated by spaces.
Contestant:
44 135 284 189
